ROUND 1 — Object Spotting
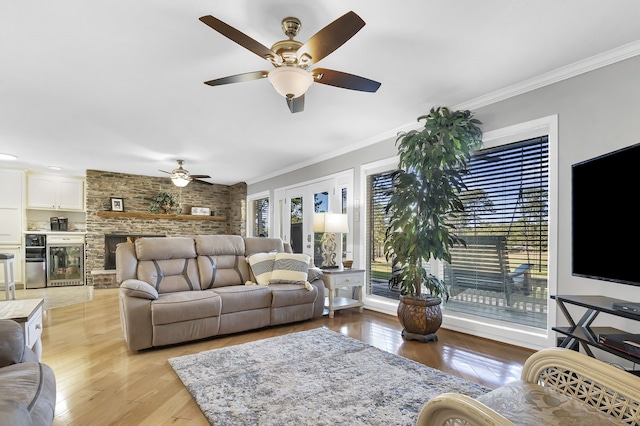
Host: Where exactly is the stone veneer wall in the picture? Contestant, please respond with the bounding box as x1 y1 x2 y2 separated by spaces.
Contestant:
85 169 246 286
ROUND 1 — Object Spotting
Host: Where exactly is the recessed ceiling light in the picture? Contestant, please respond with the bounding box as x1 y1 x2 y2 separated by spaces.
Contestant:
48 166 63 171
0 153 17 161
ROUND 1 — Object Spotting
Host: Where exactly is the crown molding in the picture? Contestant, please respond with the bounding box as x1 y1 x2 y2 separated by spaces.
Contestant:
247 40 640 186
455 40 640 111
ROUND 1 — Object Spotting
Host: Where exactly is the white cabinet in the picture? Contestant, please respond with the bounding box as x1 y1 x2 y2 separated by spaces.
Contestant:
0 169 25 244
0 169 24 284
27 174 85 211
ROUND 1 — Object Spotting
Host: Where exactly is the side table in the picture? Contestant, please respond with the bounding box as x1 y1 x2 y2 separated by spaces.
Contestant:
0 298 44 360
321 268 365 318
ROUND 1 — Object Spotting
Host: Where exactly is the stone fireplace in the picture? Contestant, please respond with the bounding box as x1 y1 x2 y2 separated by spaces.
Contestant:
84 169 247 287
103 234 165 270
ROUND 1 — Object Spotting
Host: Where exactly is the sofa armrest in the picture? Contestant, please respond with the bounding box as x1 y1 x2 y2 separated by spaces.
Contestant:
417 393 513 426
120 279 158 300
0 399 31 426
520 347 640 422
0 320 28 367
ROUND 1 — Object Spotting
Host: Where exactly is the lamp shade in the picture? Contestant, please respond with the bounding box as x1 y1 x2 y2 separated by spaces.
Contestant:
313 213 349 234
268 66 313 98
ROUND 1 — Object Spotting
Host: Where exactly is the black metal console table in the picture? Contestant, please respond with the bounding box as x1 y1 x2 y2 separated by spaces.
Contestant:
552 295 640 364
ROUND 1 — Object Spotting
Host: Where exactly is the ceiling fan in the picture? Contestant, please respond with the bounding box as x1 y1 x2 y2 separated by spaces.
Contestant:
199 11 381 113
159 160 212 187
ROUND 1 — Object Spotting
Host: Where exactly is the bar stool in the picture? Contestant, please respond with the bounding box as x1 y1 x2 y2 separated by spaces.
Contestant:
0 253 16 300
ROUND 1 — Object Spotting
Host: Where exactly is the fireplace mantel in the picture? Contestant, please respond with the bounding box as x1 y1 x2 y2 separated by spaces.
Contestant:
96 211 226 221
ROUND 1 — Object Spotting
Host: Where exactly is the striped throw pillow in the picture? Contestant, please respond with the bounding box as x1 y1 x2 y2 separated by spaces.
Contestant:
247 252 277 286
270 253 310 285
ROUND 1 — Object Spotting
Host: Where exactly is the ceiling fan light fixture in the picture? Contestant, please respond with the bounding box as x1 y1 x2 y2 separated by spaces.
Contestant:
268 66 313 99
171 174 191 187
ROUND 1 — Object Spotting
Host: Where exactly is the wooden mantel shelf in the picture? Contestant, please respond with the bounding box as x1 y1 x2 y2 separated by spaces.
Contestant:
96 211 226 221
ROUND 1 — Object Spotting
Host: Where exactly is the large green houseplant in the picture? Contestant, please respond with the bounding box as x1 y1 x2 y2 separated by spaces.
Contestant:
384 106 482 341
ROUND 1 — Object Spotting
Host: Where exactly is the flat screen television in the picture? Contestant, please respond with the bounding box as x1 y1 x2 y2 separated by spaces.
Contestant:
572 142 640 286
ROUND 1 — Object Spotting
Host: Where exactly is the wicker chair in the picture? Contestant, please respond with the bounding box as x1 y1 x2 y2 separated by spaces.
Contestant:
417 347 640 425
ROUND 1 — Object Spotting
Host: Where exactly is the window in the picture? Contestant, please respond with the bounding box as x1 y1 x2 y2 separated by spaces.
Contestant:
366 170 398 300
444 136 549 329
249 197 269 237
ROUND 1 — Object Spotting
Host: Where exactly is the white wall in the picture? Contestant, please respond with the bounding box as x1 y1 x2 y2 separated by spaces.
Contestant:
248 55 640 361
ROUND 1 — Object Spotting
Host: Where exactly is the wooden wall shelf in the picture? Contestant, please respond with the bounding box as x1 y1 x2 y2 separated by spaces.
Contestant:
96 211 226 221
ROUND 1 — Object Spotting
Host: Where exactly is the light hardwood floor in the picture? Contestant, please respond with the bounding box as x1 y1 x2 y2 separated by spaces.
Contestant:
39 288 534 425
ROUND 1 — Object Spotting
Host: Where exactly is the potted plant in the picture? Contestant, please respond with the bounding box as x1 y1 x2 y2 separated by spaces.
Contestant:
149 191 182 214
384 106 482 342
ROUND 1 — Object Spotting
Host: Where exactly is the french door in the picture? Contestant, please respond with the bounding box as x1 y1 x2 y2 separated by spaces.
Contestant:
282 180 333 265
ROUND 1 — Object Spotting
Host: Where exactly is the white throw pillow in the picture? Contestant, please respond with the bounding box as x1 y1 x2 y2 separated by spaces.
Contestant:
247 252 277 286
270 253 310 285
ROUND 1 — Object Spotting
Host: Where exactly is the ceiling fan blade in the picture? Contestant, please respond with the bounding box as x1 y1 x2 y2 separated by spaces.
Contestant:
190 174 211 179
312 68 381 92
199 15 276 62
204 71 268 86
194 178 214 185
159 170 172 175
286 95 305 113
296 11 365 64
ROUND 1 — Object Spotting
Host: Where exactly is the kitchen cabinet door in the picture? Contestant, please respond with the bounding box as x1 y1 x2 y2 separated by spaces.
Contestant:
27 174 85 211
57 178 84 210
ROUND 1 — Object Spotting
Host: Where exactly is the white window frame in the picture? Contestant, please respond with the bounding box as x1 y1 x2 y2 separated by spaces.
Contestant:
246 191 270 237
359 116 557 350
441 115 558 350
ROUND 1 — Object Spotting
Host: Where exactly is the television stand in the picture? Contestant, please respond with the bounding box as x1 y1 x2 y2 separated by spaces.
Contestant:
552 295 640 365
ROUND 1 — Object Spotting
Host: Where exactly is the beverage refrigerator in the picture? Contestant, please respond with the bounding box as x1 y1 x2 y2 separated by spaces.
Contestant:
46 234 84 286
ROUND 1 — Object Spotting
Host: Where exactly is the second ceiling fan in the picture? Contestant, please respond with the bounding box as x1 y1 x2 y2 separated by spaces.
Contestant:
160 160 211 187
199 11 381 113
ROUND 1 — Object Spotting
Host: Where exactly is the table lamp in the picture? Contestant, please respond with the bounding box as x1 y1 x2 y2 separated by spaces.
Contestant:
313 213 349 269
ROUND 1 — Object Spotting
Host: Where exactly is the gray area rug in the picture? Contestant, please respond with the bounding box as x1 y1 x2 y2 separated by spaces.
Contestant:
168 327 490 425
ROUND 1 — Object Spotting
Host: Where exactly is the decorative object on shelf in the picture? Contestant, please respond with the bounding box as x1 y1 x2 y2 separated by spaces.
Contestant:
110 197 124 212
313 212 349 269
96 211 225 221
384 107 482 342
343 260 353 269
149 192 181 215
191 207 210 216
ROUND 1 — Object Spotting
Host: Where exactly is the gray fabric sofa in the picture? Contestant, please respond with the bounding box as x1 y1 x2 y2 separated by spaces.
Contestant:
116 235 325 352
0 319 56 426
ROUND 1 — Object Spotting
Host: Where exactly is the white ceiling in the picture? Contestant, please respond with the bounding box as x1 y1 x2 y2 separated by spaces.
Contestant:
2 1 640 185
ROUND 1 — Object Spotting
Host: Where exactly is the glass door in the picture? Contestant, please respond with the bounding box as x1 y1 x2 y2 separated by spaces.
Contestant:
47 244 84 286
283 180 333 261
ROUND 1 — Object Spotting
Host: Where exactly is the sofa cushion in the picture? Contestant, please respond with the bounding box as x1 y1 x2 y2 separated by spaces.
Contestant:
244 237 285 256
213 286 272 314
120 279 159 300
0 320 27 367
135 237 196 260
476 379 621 426
0 399 31 426
137 258 201 293
270 283 318 308
197 254 249 289
194 236 250 289
195 235 245 256
247 252 277 285
151 291 222 326
0 362 56 426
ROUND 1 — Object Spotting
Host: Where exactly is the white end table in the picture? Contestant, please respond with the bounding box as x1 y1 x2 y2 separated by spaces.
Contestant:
0 298 44 360
321 268 365 318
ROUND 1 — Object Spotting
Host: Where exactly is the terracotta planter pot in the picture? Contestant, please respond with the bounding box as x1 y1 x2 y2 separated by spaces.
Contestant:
397 294 443 342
